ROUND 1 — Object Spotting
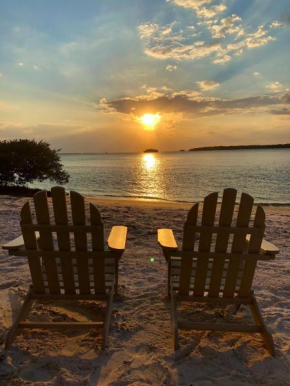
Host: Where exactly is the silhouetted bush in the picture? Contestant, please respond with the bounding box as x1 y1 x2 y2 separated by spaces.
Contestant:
0 139 69 187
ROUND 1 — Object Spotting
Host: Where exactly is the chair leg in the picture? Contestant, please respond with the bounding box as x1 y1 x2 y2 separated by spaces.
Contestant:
170 287 179 350
115 260 119 295
5 288 34 349
249 295 275 356
102 288 114 350
162 249 171 297
168 259 171 298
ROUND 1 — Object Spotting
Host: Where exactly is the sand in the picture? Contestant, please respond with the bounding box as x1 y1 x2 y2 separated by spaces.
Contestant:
0 195 290 385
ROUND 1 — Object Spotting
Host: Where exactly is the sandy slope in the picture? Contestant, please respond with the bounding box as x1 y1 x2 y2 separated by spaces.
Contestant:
0 195 290 385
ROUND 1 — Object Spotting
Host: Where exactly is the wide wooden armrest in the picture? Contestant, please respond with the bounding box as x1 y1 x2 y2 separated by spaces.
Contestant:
2 232 40 251
107 226 127 252
246 235 279 256
3 235 25 251
158 229 178 250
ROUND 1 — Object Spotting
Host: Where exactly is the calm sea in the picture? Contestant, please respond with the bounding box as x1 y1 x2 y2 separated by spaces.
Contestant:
31 150 290 205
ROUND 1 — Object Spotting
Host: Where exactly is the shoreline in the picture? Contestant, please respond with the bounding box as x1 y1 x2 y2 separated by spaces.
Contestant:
1 193 290 210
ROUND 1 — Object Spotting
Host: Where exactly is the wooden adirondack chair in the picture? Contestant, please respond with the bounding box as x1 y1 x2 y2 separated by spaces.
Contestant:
158 188 279 355
2 187 127 349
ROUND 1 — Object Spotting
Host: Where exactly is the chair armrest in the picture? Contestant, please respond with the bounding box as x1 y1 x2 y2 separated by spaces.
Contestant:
260 239 279 255
2 232 40 251
157 229 178 250
2 235 25 251
107 226 127 252
246 235 279 256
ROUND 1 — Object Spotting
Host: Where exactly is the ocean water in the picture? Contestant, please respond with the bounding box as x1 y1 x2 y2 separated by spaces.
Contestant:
31 150 290 204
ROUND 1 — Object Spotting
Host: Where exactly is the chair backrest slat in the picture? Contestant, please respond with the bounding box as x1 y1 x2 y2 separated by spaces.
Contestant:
194 192 218 296
179 203 198 295
208 188 237 296
51 186 75 294
238 205 265 297
71 191 90 294
34 191 60 294
21 202 45 293
223 192 253 297
182 203 199 251
90 203 106 294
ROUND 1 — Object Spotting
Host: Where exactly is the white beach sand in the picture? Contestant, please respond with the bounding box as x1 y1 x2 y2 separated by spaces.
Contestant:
0 195 290 385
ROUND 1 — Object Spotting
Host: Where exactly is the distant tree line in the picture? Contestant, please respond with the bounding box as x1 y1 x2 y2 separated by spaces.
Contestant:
0 139 69 188
189 144 290 152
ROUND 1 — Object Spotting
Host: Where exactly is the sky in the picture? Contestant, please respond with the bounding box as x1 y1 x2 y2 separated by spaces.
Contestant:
0 0 290 152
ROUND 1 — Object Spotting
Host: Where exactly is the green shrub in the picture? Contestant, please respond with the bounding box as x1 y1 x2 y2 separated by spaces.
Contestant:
0 139 69 186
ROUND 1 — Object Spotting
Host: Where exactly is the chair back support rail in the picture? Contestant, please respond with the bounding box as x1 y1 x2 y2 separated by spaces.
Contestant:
174 188 265 298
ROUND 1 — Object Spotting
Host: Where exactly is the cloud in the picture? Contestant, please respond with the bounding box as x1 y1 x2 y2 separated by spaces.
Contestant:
212 24 277 63
0 121 90 141
138 10 280 65
172 89 201 100
267 82 283 92
253 72 260 76
196 4 227 19
270 21 284 29
138 22 179 41
166 65 177 71
101 88 290 118
197 80 220 91
270 107 290 115
168 0 227 19
245 26 275 48
18 62 24 66
138 22 223 60
282 12 290 24
209 15 244 38
0 101 19 112
213 54 232 64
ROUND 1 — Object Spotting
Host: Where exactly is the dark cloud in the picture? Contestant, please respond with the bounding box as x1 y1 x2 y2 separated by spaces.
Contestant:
282 12 290 24
103 92 290 117
282 93 290 103
270 107 290 115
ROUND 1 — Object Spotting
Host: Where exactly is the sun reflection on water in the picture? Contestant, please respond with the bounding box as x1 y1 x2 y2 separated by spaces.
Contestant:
142 153 157 170
138 153 165 200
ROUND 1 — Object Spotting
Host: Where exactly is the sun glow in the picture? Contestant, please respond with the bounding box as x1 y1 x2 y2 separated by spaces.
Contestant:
139 113 161 130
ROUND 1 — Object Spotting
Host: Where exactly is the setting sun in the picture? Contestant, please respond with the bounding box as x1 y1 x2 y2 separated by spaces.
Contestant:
139 113 161 129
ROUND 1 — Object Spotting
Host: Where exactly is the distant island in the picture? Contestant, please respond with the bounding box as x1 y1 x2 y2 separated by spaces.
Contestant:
144 149 159 153
189 144 290 152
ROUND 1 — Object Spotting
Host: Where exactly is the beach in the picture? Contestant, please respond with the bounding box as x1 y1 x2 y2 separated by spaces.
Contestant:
0 195 290 385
